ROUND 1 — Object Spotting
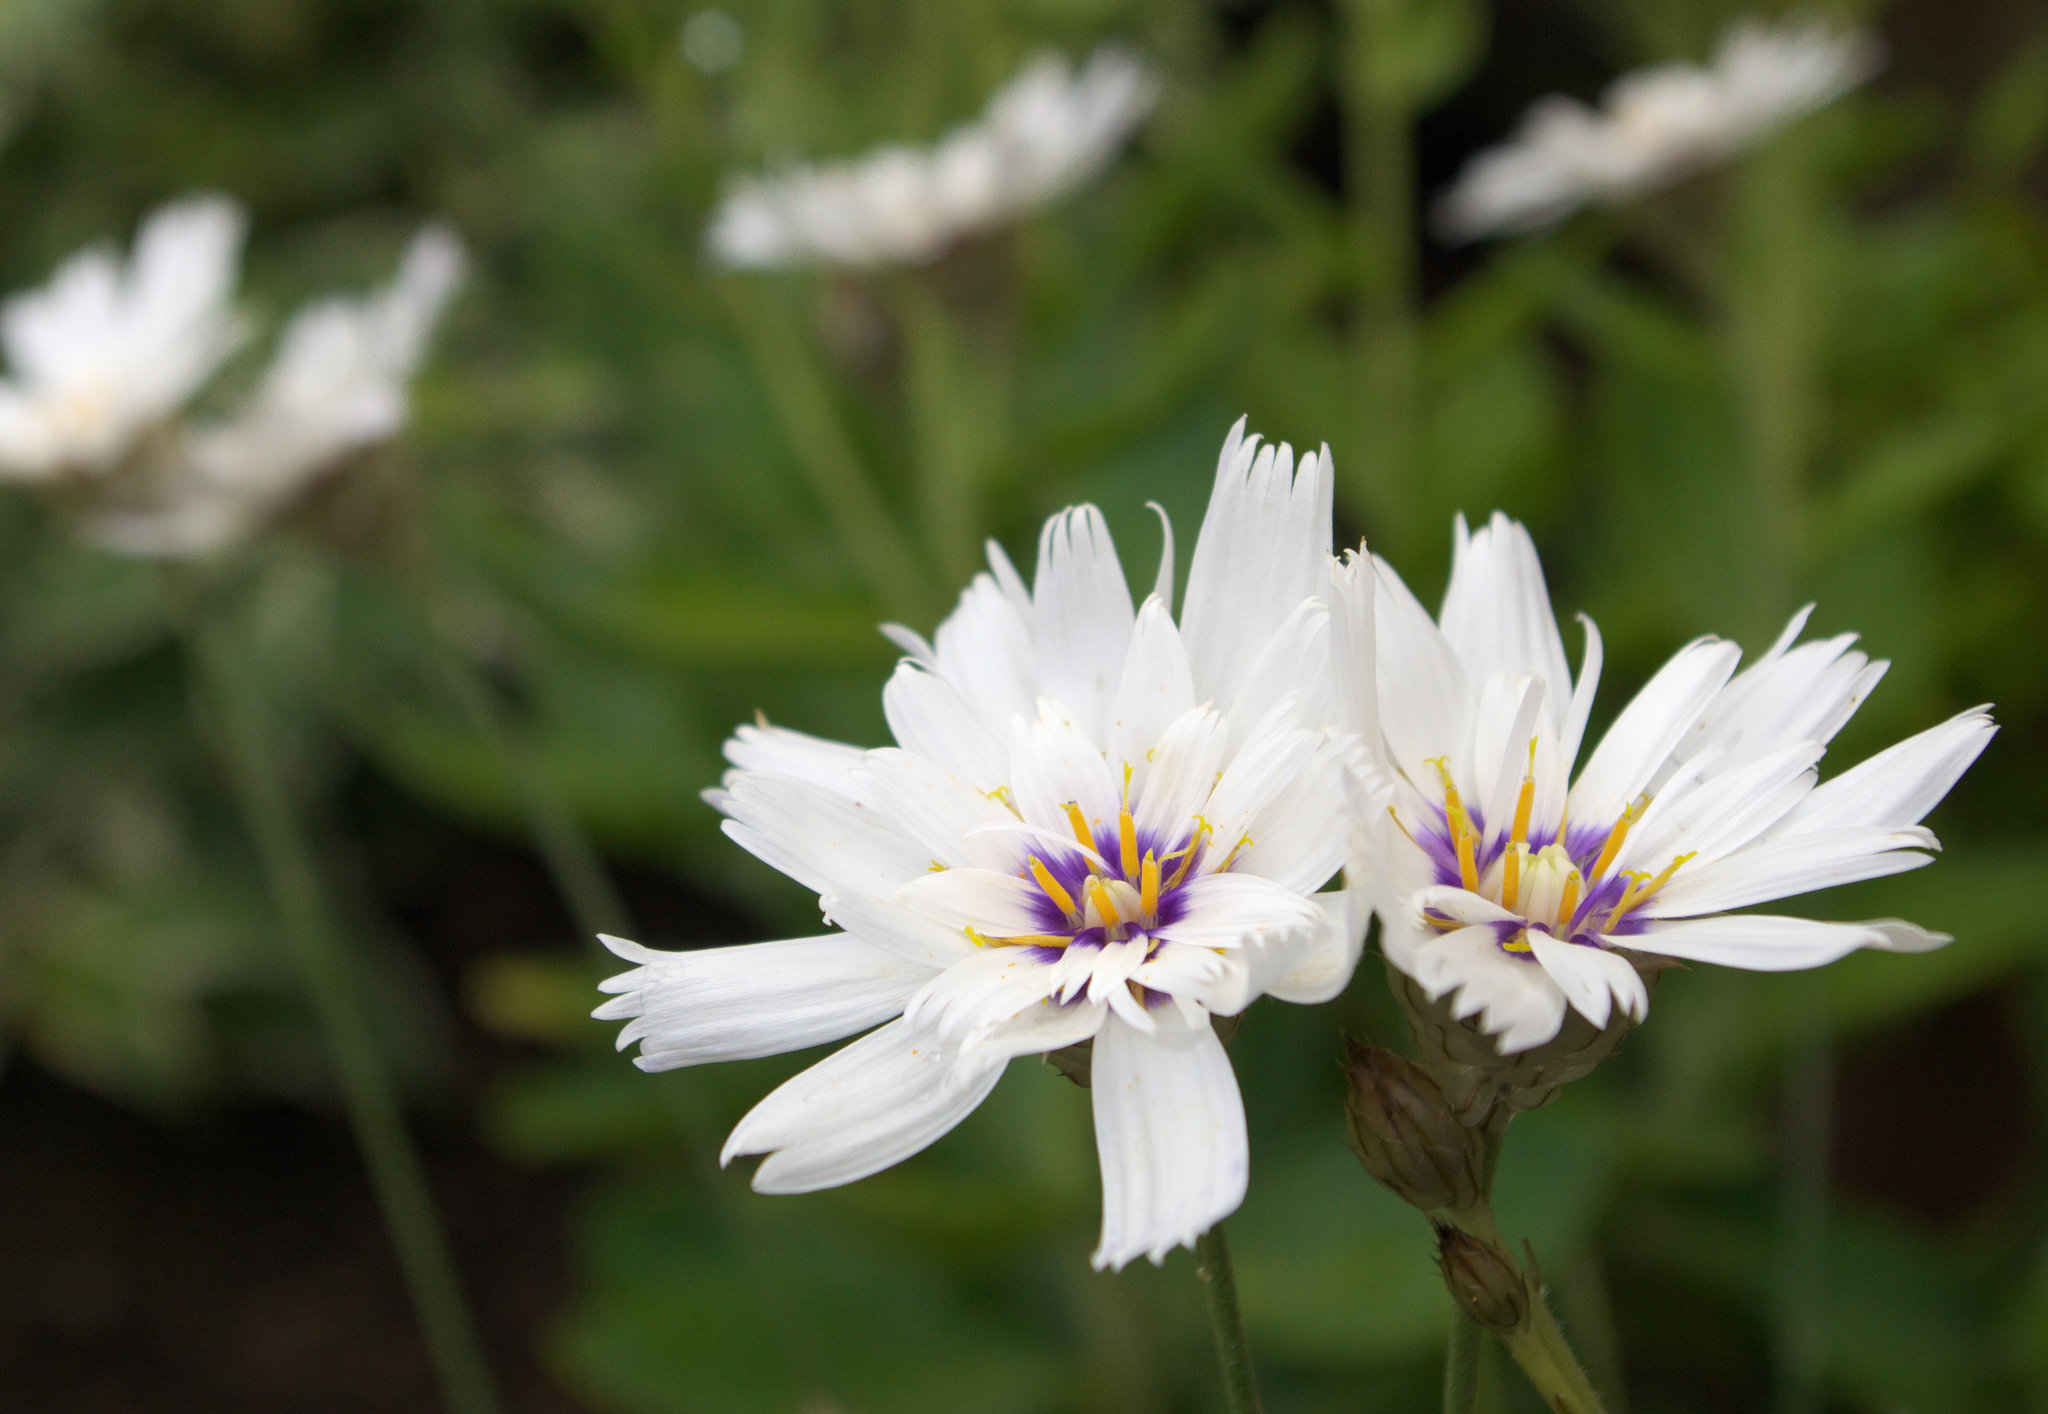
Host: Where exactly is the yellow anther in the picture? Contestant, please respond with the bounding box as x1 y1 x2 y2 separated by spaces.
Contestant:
1119 809 1139 879
928 860 946 873
1502 844 1523 912
1121 761 1134 806
1510 770 1536 849
1062 802 1095 853
1216 832 1253 874
1454 823 1478 892
1588 796 1649 883
1501 930 1533 953
1028 856 1080 922
1557 870 1583 928
1089 876 1125 928
986 784 1019 816
1140 851 1161 919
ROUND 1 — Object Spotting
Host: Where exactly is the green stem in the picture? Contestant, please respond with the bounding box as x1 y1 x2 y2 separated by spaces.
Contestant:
1500 1297 1612 1414
1443 1309 1483 1414
1338 0 1423 548
891 276 990 591
189 614 502 1414
719 279 931 620
1194 1223 1264 1414
1774 983 1833 1414
419 615 630 943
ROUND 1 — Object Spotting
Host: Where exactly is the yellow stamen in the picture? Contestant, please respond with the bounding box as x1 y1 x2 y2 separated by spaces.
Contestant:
1502 844 1523 912
986 784 1018 816
1430 757 1481 892
1119 809 1139 879
1140 851 1160 919
1216 832 1253 874
1510 766 1536 848
1604 872 1647 931
967 927 1071 949
1588 796 1648 883
1501 929 1533 953
1639 851 1697 900
1088 878 1127 940
1164 818 1212 889
1557 871 1582 927
1062 802 1095 853
1121 761 1134 805
1028 856 1079 921
1386 806 1418 849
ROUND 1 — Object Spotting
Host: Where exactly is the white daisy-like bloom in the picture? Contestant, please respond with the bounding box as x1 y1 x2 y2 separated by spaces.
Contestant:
597 421 1373 1269
705 45 1159 269
1435 17 1880 241
89 226 465 559
0 196 248 480
1353 512 1994 1054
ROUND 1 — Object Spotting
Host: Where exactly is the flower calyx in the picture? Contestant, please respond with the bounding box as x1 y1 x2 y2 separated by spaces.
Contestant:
1343 1040 1487 1214
1435 1223 1531 1335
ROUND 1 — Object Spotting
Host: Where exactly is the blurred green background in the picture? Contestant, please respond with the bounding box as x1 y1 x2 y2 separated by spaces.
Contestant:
0 0 2043 1410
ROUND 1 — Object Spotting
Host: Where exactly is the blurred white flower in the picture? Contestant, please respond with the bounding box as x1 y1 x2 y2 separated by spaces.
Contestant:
706 45 1160 268
680 9 744 75
1435 17 1880 241
1349 512 1993 1054
597 421 1369 1270
0 196 247 480
90 226 465 559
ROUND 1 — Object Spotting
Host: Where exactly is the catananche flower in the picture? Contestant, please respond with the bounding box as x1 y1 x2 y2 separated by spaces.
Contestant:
1353 512 1993 1053
1434 16 1880 241
597 422 1370 1268
90 226 465 559
0 196 248 479
705 45 1158 269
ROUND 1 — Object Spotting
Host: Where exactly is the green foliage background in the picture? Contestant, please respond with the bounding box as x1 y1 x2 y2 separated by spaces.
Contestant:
0 0 2043 1410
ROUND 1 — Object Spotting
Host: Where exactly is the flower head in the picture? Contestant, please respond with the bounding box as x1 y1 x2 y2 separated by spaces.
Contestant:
0 196 248 479
1355 512 1993 1053
597 421 1366 1268
1434 17 1879 240
705 45 1159 269
89 226 465 559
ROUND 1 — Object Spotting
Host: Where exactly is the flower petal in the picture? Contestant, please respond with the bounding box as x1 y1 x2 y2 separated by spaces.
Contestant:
1525 934 1647 1029
1411 926 1567 1053
893 868 1051 938
1106 595 1197 781
1773 708 1996 836
1033 505 1135 744
1154 872 1321 949
1640 826 1939 919
595 932 932 1069
853 748 1018 871
722 1019 1004 1193
1439 512 1573 738
1090 1011 1249 1270
1569 637 1742 828
882 662 1007 787
719 774 933 901
721 720 866 797
1179 421 1335 713
1622 914 1886 971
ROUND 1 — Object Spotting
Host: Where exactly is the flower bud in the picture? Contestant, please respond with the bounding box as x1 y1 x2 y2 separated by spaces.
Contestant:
1343 1040 1486 1212
1435 1224 1529 1333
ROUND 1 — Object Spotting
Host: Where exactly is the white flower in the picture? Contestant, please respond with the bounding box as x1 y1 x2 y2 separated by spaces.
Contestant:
0 196 248 479
89 226 465 559
1353 512 1994 1054
705 45 1159 269
597 421 1368 1269
1434 17 1879 240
